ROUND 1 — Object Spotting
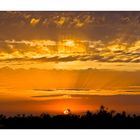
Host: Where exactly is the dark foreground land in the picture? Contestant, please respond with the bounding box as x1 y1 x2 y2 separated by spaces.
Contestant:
0 106 140 129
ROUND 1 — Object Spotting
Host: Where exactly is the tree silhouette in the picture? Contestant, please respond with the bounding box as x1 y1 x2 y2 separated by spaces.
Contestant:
0 106 140 128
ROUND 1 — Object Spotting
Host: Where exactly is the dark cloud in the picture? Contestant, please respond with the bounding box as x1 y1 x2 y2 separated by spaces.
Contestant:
0 11 140 41
32 94 140 106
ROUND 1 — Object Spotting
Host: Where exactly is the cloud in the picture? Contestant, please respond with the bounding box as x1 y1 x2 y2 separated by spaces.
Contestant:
1 11 140 41
30 18 40 26
32 94 72 99
0 38 140 63
73 18 84 28
54 16 66 26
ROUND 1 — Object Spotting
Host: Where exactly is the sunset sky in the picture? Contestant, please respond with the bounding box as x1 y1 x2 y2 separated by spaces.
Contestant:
0 12 140 115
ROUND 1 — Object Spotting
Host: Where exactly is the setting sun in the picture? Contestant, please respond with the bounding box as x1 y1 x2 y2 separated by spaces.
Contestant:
64 109 71 115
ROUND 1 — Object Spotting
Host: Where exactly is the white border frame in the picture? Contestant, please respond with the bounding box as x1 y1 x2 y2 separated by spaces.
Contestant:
0 0 140 139
0 130 140 140
0 0 140 11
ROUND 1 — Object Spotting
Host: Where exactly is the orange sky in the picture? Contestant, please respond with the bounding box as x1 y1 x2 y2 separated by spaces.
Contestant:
0 68 140 115
0 12 140 115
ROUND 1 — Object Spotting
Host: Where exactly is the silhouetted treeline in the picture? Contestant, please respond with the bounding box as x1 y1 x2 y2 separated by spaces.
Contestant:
0 106 140 129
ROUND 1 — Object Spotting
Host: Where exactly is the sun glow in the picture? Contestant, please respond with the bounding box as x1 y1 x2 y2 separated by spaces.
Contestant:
64 40 75 47
64 108 71 115
58 39 87 54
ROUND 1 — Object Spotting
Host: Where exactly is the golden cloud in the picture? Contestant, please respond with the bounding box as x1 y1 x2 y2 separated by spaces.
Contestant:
54 16 66 26
0 39 139 63
30 18 40 26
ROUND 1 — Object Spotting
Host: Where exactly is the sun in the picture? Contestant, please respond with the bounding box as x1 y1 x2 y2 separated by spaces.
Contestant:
63 108 71 115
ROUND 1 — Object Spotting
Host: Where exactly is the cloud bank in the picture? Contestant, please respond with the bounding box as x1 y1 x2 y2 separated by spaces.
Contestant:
0 39 140 63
